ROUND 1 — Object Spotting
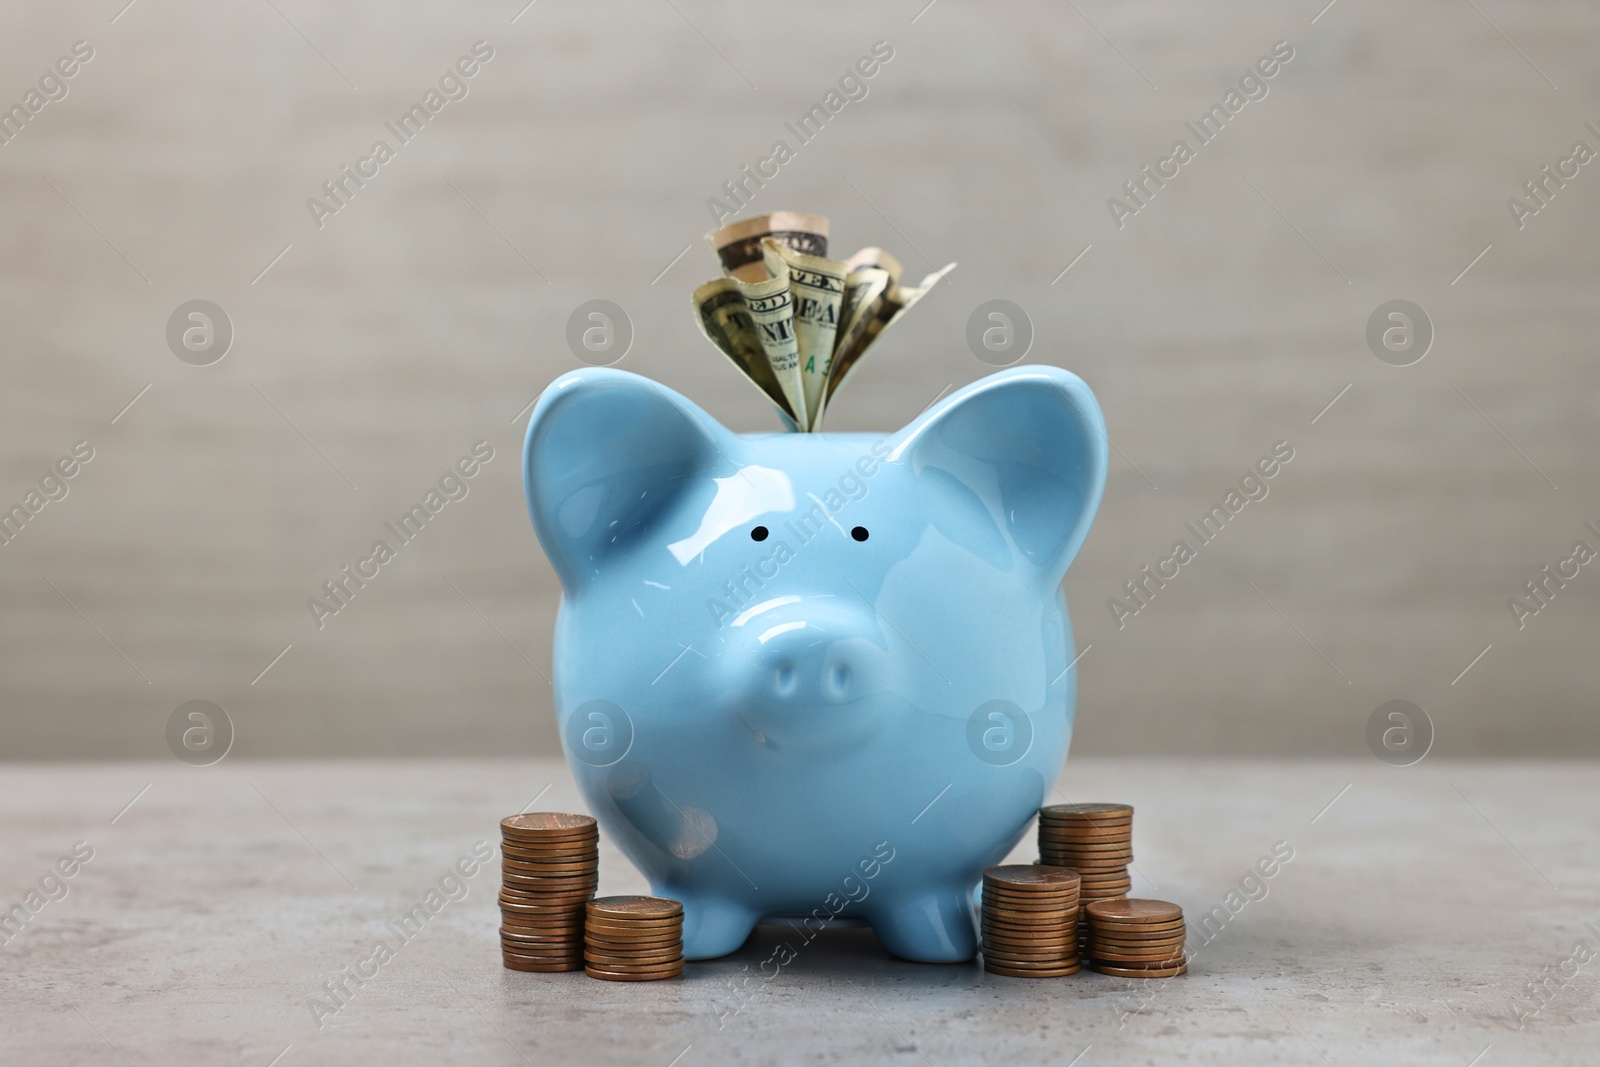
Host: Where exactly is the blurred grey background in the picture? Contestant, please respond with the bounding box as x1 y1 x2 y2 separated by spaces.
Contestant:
1 0 1595 760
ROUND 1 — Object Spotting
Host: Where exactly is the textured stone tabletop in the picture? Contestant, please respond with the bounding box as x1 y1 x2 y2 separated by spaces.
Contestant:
2 759 1596 1065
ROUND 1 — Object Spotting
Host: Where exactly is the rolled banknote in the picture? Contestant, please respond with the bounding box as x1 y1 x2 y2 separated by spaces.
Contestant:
733 261 807 429
708 211 829 282
812 266 891 430
762 238 845 430
692 277 796 422
825 260 956 406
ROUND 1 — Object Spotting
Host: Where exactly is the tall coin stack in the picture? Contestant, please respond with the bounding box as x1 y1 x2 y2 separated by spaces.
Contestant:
979 865 1082 977
498 813 599 972
584 896 685 981
1084 898 1187 977
1037 802 1134 953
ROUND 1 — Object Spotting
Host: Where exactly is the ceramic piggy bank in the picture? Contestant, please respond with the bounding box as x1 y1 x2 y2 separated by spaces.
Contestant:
522 365 1107 962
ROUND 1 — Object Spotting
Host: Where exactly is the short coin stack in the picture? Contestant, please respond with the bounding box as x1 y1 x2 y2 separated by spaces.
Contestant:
499 813 599 972
1037 802 1134 952
979 864 1081 977
584 896 685 981
1084 898 1187 977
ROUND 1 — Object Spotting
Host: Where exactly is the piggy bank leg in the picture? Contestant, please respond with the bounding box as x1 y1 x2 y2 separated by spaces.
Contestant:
667 889 762 960
862 885 978 963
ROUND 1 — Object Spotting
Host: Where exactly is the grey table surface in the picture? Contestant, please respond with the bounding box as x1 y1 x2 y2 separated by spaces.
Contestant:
2 758 1596 1066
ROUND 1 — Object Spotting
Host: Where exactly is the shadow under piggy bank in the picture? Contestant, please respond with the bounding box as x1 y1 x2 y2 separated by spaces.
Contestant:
522 365 1107 962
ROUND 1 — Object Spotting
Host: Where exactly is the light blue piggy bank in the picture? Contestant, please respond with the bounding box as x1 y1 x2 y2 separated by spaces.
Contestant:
522 365 1107 962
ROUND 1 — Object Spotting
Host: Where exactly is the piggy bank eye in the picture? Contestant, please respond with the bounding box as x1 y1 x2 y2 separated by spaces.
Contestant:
851 526 869 542
751 526 769 542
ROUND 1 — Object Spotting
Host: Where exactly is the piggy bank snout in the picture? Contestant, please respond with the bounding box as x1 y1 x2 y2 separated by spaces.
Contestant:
725 599 894 731
759 626 879 706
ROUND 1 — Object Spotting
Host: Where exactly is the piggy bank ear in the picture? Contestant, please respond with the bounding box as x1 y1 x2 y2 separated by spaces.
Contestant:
894 366 1108 580
523 369 722 591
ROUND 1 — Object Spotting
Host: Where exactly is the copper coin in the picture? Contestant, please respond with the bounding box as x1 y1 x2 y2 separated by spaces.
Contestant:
979 947 1081 966
981 923 1076 940
585 923 683 938
983 941 1079 956
501 890 595 903
583 914 683 931
982 918 1075 936
1087 922 1186 937
984 962 1080 975
983 938 1077 952
986 955 1081 968
585 956 684 970
582 952 685 967
502 861 599 878
585 964 684 981
502 931 583 945
584 927 682 943
502 812 596 835
1088 938 1187 953
502 867 599 881
982 940 1078 956
1091 956 1185 968
1039 828 1131 840
500 911 582 926
587 896 683 921
1093 962 1186 978
501 852 596 866
499 901 585 917
981 895 1078 912
502 956 582 972
1089 914 1185 928
1040 802 1132 817
984 961 1081 978
982 933 1077 949
1042 858 1130 871
499 838 601 857
500 838 596 854
586 930 681 944
1088 947 1190 966
983 882 1079 898
502 953 585 966
501 869 597 883
501 850 598 867
501 897 593 911
984 865 1080 887
585 934 678 953
502 926 584 941
502 934 584 949
585 950 682 965
1086 899 1181 923
1076 882 1132 894
503 947 583 961
585 941 682 956
500 882 599 896
982 902 1076 919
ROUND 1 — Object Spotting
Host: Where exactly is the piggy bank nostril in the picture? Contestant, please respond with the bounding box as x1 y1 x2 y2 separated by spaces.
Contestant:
773 660 797 696
826 663 853 700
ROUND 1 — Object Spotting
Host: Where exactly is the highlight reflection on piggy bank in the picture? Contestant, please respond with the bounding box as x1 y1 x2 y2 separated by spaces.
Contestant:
522 365 1107 961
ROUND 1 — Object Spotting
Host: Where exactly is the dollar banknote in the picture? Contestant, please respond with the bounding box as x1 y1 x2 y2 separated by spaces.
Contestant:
762 238 845 430
692 277 795 422
708 211 829 283
694 211 952 432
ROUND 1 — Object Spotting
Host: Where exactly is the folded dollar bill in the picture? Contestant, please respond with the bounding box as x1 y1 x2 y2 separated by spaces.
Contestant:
696 212 954 431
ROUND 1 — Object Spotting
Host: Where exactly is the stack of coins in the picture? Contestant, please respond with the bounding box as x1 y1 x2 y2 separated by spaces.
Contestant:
1084 898 1187 977
499 813 599 972
584 896 684 981
979 865 1081 977
1037 802 1134 951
